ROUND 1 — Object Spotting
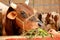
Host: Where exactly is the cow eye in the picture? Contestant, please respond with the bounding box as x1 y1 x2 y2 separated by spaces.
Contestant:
20 11 28 18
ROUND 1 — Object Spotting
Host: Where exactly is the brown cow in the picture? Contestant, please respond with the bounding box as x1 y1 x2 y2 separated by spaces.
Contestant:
2 3 38 36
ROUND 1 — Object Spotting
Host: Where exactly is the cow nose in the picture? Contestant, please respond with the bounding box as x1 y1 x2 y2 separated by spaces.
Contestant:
37 21 43 26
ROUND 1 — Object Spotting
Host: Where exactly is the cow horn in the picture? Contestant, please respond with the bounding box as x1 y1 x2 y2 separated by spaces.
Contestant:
25 0 29 5
10 2 17 9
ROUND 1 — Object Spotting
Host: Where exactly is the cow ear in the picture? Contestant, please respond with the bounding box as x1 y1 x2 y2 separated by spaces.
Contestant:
7 11 17 20
10 2 17 9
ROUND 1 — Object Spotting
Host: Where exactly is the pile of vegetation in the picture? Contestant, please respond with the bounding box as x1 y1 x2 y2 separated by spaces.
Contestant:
24 28 53 38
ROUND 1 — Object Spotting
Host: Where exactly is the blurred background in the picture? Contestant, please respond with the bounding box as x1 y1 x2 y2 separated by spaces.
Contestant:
0 0 60 13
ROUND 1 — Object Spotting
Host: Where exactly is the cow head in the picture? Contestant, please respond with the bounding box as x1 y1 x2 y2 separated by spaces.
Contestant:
3 2 39 35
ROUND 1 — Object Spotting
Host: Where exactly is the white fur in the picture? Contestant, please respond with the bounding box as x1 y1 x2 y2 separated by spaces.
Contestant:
51 12 59 17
